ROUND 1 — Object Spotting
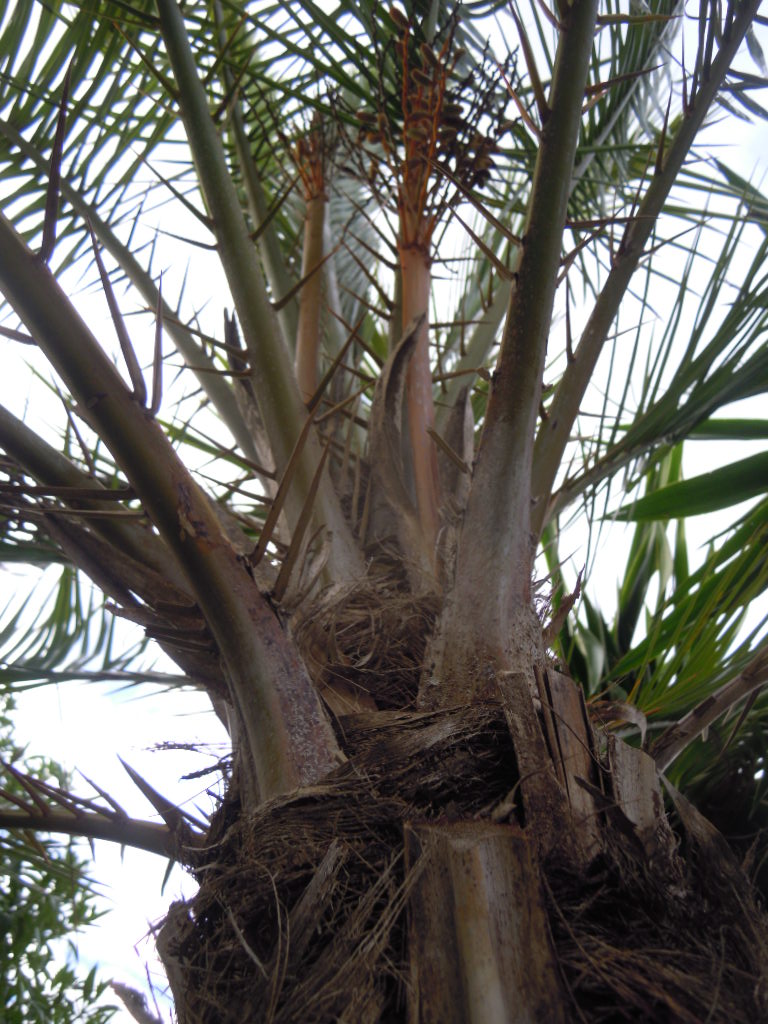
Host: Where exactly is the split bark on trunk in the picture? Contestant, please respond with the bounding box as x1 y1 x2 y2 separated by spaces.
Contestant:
405 821 567 1024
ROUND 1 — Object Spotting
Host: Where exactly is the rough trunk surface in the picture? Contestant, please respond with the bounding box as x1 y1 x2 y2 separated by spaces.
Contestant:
156 577 768 1023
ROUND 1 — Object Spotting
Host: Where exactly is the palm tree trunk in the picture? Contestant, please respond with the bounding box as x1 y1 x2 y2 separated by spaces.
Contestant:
155 654 768 1023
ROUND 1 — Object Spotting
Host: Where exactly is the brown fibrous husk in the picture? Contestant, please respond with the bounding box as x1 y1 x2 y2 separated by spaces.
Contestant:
158 570 768 1023
292 559 440 710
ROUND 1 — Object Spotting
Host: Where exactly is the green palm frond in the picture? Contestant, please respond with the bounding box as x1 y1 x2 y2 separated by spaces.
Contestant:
550 200 768 521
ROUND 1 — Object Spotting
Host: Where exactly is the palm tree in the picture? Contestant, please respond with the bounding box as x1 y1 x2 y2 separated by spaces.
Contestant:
1 0 768 1019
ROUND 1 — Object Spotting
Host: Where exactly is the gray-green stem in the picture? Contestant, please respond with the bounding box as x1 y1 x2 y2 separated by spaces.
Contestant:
155 0 362 580
0 213 341 800
426 0 601 700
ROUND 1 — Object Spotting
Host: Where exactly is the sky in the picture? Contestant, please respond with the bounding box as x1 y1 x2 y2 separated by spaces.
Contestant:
8 635 228 1020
